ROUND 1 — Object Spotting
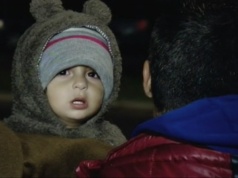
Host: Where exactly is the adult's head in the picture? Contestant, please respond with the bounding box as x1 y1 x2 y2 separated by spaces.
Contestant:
143 0 238 114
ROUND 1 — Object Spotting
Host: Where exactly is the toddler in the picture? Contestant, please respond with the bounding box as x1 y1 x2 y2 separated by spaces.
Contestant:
4 0 126 146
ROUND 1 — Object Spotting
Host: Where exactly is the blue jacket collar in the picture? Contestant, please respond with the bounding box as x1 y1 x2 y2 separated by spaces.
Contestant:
132 95 238 154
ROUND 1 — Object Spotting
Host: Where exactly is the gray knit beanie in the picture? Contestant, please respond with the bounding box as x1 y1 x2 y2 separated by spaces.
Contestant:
40 27 113 101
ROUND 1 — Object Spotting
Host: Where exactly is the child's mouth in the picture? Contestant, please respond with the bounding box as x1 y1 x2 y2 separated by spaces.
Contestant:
71 98 88 109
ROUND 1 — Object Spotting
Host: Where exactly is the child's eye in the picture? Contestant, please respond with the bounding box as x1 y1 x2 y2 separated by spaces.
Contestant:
57 69 69 76
88 71 100 79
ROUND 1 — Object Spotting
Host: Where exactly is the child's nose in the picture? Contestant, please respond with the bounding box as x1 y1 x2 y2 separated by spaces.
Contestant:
72 76 87 90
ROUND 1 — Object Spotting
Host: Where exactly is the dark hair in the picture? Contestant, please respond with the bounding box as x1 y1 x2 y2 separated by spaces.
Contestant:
148 0 238 112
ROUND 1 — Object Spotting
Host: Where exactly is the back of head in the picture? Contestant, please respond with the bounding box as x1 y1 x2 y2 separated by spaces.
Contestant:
149 0 238 113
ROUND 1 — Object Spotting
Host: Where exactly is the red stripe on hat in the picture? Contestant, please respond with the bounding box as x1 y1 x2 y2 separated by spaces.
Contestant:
45 35 109 52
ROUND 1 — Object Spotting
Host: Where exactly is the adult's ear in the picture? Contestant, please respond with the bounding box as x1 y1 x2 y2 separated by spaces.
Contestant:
143 60 152 98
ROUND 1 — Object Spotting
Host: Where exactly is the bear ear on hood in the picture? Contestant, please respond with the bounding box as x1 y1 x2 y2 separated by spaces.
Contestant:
83 0 112 24
30 0 64 22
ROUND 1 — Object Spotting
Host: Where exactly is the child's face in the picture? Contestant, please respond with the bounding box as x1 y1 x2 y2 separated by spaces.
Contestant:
46 66 104 128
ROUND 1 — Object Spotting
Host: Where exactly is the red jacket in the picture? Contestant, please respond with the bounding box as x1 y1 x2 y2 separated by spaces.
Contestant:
76 133 233 177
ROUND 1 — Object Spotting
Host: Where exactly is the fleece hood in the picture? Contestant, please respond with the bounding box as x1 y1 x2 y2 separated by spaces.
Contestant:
132 95 238 154
4 0 126 146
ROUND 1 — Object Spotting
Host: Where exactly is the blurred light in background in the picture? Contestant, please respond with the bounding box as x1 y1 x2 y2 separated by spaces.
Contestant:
0 19 4 30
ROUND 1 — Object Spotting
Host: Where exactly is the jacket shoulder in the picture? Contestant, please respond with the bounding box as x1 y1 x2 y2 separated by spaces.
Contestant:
0 121 23 177
99 134 232 177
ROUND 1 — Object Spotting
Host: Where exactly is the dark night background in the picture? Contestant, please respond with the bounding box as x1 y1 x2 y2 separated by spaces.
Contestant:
0 0 163 137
